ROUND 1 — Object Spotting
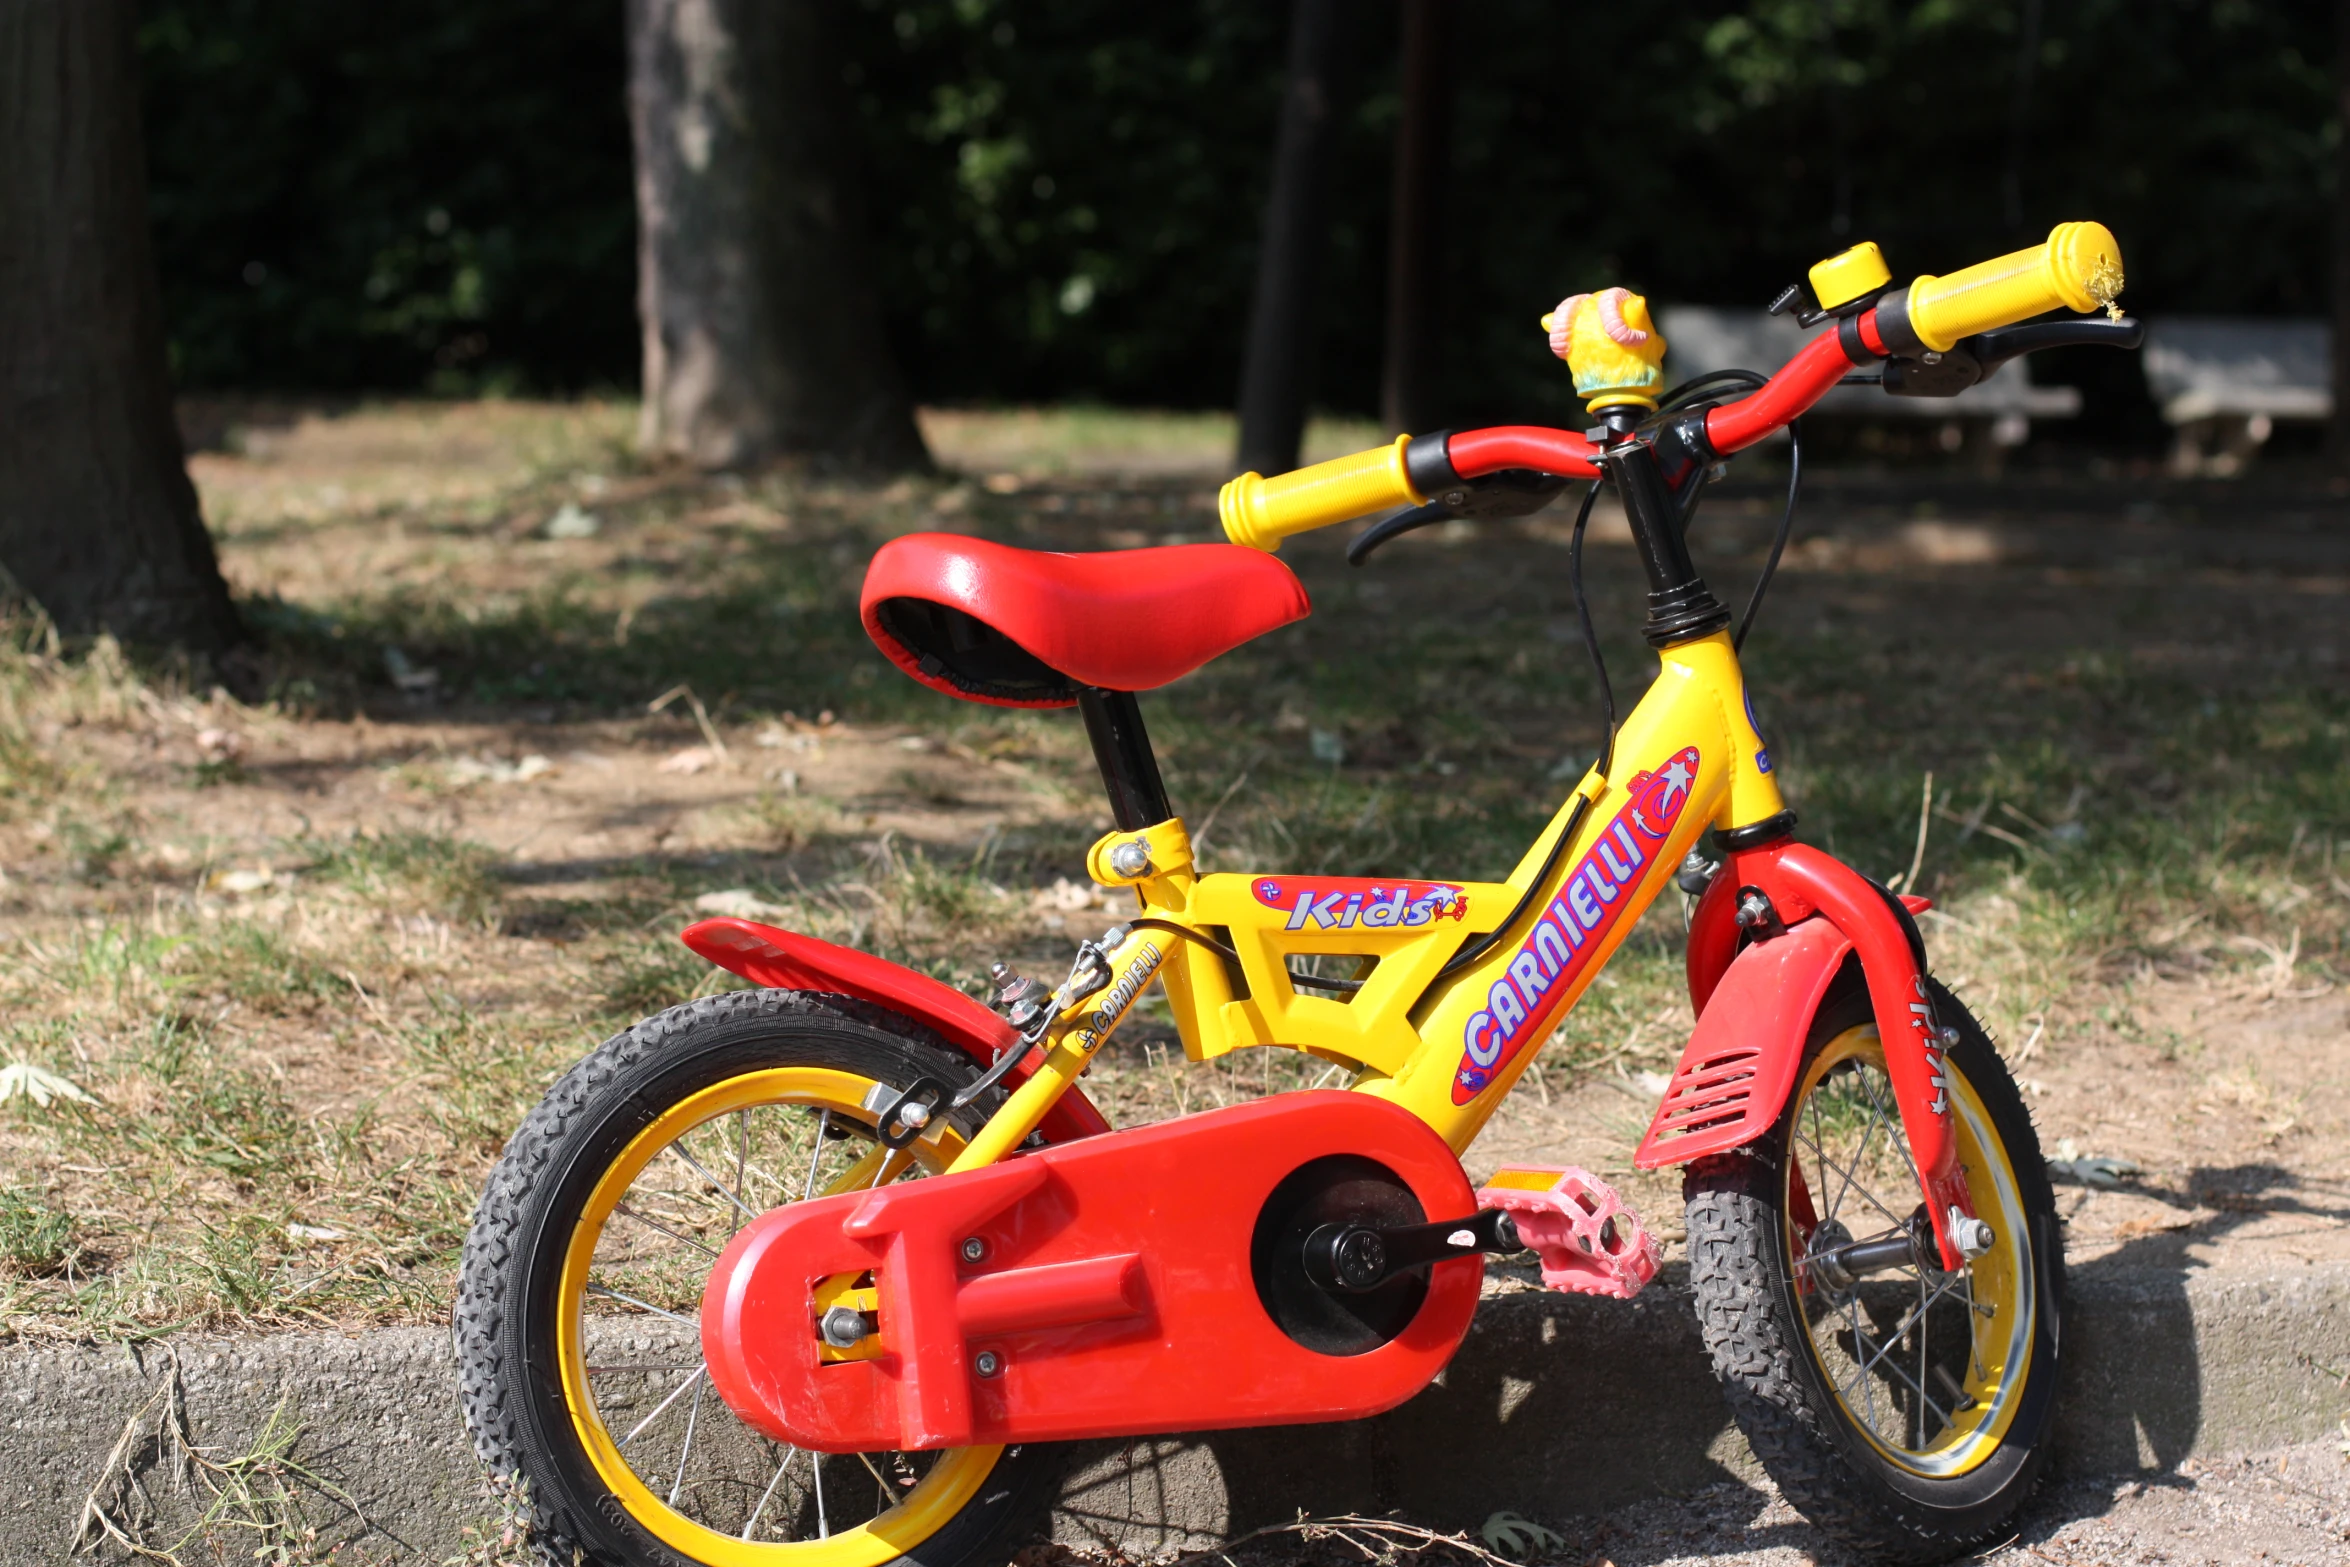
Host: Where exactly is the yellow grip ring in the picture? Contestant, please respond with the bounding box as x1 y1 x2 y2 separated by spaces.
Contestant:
1219 435 1425 552
1904 220 2124 354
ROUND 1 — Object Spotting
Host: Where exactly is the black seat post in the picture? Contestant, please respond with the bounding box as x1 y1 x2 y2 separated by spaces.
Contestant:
1077 688 1172 831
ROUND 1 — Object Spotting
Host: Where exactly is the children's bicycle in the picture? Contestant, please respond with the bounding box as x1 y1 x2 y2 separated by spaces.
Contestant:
459 224 2142 1565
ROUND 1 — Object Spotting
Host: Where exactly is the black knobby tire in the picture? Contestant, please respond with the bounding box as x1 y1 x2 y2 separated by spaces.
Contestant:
455 988 1068 1567
1683 978 2063 1564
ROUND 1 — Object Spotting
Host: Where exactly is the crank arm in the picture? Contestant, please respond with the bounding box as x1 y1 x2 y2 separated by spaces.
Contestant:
1303 1207 1525 1294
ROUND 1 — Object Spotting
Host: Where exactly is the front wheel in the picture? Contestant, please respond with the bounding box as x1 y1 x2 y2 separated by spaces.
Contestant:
1683 978 2062 1564
455 989 1067 1567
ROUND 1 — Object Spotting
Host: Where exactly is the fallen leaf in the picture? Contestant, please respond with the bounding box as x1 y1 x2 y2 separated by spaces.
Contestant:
0 1061 98 1108
1479 1510 1566 1560
543 501 601 539
694 888 789 919
660 746 717 775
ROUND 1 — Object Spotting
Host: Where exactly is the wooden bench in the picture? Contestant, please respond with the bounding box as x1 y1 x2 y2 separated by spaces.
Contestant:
2142 316 2329 475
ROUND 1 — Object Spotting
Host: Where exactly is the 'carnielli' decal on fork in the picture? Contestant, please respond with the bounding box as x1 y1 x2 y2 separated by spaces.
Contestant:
1452 746 1701 1103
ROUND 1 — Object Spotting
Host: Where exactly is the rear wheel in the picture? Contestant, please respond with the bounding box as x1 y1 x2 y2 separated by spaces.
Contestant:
1683 979 2061 1564
456 989 1066 1566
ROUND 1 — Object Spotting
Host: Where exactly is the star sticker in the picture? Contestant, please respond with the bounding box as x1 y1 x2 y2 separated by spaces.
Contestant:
1657 758 1693 811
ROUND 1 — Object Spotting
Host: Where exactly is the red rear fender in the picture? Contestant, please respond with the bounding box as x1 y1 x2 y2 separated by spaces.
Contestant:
680 917 1112 1144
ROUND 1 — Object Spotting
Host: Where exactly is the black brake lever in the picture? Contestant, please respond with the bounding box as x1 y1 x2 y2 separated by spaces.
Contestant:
1347 469 1570 566
1346 502 1453 566
1970 315 2143 375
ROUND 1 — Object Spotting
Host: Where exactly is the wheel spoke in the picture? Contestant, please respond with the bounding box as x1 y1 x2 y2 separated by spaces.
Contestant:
1857 1066 1926 1190
814 1450 830 1538
1829 1095 1878 1222
1916 1259 1931 1448
1806 1137 1914 1233
732 1110 750 1239
612 1202 720 1258
858 1449 894 1511
804 1108 831 1201
742 1448 798 1540
617 1364 707 1450
1839 1295 1881 1434
587 1281 701 1330
667 1373 707 1505
670 1140 757 1221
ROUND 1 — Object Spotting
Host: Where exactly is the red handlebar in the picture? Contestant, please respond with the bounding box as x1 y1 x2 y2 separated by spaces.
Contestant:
1446 307 1880 482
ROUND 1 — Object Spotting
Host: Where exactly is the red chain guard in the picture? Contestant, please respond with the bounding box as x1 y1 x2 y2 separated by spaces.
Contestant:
702 1091 1481 1452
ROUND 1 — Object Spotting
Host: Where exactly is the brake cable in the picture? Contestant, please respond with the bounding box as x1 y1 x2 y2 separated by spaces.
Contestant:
1431 477 1611 984
1656 366 1801 651
1737 417 1801 652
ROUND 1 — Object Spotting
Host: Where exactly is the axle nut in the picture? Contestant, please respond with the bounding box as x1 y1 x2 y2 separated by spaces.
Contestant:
819 1305 870 1349
1948 1208 1996 1260
1107 840 1153 879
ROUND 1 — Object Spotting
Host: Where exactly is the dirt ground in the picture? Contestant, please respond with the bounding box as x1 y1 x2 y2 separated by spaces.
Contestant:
0 401 2342 1337
1525 1439 2350 1565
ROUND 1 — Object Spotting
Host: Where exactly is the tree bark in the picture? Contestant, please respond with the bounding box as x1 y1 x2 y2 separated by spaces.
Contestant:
0 0 241 651
1236 0 1343 477
628 0 927 471
2332 0 2350 465
1380 0 1453 436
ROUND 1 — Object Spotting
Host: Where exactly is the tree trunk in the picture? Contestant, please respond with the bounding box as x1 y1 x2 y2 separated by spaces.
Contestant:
0 0 241 652
2332 0 2350 466
628 0 927 472
1380 0 1453 436
1236 0 1343 477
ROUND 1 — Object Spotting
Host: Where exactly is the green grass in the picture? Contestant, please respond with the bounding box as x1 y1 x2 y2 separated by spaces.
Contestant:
0 1186 75 1276
300 828 503 926
1 403 2343 1341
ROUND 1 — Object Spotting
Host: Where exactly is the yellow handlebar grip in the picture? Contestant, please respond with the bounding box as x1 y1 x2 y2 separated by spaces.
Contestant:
1219 434 1425 552
1901 220 2124 353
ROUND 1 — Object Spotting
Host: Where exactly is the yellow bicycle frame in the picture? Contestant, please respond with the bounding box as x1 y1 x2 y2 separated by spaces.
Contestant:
949 627 1785 1164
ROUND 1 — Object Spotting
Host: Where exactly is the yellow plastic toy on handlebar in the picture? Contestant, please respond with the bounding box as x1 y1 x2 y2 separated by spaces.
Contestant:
1219 433 1424 551
1894 220 2124 352
1541 286 1669 411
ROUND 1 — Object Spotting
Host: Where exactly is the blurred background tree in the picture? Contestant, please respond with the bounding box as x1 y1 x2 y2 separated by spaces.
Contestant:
135 0 2338 450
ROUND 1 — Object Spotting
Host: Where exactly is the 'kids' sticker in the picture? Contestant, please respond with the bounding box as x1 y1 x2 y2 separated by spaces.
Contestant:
1452 746 1701 1104
1251 877 1468 932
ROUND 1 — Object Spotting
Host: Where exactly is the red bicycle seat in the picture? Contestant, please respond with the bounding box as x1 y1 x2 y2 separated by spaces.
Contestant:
861 533 1310 707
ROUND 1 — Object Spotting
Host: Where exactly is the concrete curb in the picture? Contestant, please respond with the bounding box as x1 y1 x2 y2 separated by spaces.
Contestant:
10 1260 2346 1563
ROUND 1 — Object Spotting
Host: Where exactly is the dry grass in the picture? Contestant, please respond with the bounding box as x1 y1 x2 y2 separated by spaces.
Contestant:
0 399 2341 1340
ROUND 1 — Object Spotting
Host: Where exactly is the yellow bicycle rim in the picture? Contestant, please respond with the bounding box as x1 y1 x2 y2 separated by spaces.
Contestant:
1786 1027 2035 1479
556 1066 1003 1567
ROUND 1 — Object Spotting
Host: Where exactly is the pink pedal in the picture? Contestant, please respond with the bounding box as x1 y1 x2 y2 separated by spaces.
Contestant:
1476 1165 1660 1300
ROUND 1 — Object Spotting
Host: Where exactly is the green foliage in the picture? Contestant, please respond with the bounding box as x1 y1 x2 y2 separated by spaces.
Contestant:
140 2 2337 427
0 1188 76 1277
138 2 635 392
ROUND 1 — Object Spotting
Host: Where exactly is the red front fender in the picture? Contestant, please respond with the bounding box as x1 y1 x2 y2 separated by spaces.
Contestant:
680 917 1112 1144
1637 841 1973 1268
